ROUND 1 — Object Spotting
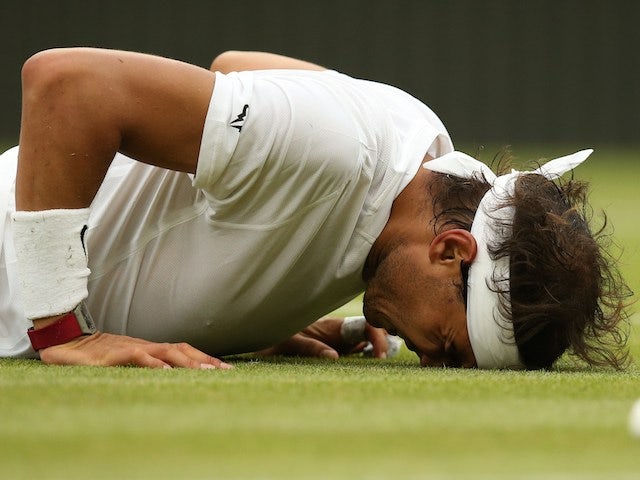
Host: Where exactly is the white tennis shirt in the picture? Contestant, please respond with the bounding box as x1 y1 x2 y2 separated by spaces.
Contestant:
0 69 453 358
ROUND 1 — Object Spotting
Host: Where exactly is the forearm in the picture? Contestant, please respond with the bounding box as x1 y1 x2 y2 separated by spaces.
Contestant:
13 48 217 366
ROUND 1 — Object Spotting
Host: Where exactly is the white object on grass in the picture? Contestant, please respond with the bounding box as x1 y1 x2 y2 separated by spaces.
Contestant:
629 398 640 438
363 334 403 358
341 315 403 358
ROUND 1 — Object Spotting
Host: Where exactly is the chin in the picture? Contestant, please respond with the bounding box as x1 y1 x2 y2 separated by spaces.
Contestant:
362 291 383 329
362 294 397 334
361 295 376 326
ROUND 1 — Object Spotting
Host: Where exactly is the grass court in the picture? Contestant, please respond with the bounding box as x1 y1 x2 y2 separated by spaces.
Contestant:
1 145 639 479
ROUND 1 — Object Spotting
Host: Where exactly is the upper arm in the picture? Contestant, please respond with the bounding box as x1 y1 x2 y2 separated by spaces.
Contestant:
210 51 326 73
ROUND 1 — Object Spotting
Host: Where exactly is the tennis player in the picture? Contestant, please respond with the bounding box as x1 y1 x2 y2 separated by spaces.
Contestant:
0 49 629 370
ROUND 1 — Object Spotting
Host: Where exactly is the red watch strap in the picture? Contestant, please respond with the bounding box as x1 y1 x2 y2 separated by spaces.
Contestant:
28 312 85 351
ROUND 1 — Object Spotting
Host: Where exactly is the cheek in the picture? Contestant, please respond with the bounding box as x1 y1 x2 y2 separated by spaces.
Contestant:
364 244 439 331
397 280 449 343
364 249 406 302
398 308 434 344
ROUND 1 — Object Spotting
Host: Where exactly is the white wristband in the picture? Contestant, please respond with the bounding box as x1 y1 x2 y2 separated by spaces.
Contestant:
11 208 91 319
342 315 404 358
340 316 367 344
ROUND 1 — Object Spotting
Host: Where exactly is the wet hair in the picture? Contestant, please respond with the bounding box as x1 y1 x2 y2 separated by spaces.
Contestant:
428 150 632 370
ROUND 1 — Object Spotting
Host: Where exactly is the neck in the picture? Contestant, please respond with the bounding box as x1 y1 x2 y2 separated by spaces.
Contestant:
362 165 435 282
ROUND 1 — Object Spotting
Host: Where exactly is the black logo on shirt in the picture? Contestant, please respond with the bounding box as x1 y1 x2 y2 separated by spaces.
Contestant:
80 224 88 256
230 104 249 132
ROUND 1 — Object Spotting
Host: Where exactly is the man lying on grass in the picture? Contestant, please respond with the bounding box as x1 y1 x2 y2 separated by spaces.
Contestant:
0 48 631 370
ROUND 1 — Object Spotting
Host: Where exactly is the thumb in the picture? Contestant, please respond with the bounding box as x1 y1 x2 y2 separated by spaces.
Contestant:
364 322 389 359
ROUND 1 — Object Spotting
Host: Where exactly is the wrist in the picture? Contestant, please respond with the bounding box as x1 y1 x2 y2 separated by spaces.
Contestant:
32 314 67 330
28 302 97 351
340 316 367 345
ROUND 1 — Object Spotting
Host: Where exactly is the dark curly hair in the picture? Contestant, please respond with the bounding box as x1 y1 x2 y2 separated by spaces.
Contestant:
428 150 632 370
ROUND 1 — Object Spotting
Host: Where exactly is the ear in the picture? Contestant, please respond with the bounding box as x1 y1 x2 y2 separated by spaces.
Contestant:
428 229 477 265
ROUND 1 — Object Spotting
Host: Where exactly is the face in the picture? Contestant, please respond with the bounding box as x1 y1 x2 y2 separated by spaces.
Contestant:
363 241 477 368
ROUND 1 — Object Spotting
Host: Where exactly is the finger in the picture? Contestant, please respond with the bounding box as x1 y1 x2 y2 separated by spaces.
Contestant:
146 343 229 369
299 337 339 359
174 342 234 369
128 350 173 369
364 322 389 359
299 318 343 349
133 337 232 369
86 341 171 369
347 341 369 355
281 335 339 359
160 346 208 369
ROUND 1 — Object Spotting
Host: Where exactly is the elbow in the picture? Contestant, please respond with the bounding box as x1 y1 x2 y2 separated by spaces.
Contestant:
210 50 246 73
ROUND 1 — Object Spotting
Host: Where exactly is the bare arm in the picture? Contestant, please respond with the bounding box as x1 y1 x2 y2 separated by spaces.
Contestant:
15 48 225 368
15 49 326 368
210 50 326 73
17 48 214 212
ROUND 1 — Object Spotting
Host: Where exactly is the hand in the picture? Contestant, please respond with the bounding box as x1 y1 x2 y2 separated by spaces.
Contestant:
38 332 233 369
257 317 391 360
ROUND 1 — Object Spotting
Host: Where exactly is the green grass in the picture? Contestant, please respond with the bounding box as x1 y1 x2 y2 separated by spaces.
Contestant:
1 348 639 479
1 145 640 479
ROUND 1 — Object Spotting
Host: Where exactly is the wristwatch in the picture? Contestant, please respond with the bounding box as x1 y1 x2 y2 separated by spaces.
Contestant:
27 302 97 351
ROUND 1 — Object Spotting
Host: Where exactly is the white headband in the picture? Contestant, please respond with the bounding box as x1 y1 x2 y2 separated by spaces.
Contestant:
423 149 593 369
